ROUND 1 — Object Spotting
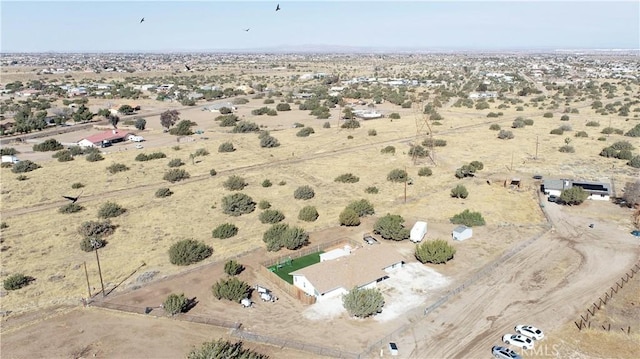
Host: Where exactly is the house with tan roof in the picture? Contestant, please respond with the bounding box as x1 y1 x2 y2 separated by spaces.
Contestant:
290 244 404 301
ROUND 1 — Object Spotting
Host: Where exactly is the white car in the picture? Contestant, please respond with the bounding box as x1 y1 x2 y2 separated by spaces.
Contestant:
502 334 534 350
492 346 522 359
135 144 143 149
515 325 544 340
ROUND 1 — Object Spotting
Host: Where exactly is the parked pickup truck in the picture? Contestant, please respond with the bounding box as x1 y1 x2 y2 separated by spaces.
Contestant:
129 135 145 142
363 233 379 245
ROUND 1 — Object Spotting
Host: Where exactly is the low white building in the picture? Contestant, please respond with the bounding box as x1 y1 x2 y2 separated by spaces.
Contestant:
542 179 611 201
410 221 427 243
452 226 473 241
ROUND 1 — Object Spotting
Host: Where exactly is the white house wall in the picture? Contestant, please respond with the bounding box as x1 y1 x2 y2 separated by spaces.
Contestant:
318 287 347 302
588 194 610 201
292 275 316 297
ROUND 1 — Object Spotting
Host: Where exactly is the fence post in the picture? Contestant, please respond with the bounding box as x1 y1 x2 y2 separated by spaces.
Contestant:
574 321 583 330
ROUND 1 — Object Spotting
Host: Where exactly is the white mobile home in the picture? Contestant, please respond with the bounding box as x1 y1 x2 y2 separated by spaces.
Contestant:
452 226 473 241
410 221 428 243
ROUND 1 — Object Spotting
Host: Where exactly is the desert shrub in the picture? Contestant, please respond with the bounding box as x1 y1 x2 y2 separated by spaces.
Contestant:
53 149 74 162
224 259 244 276
616 150 634 160
373 214 409 241
71 182 84 189
78 220 115 238
163 293 189 316
80 236 106 252
232 121 260 133
33 138 63 152
168 158 184 167
98 201 126 218
216 114 239 127
86 152 104 162
169 120 197 136
262 223 309 251
498 130 514 139
212 277 250 302
223 175 248 191
233 97 249 105
296 127 315 137
163 169 190 182
294 185 315 200
135 118 146 130
543 112 554 118
16 174 28 181
422 138 447 147
1 162 13 168
218 141 235 153
560 186 589 205
263 98 275 104
560 114 570 121
221 193 256 216
601 127 619 134
261 179 272 187
135 152 167 161
341 119 360 129
345 199 375 217
559 145 575 153
611 141 635 151
365 186 379 194
469 161 483 171
512 118 526 128
260 134 280 148
550 128 564 135
342 287 384 318
451 184 469 199
387 168 408 183
575 131 588 138
516 106 524 111
586 121 600 127
168 239 213 266
259 209 285 224
212 223 239 239
278 180 286 186
187 339 268 359
450 209 485 227
381 146 396 154
599 146 617 158
524 119 534 126
3 274 33 291
335 173 360 183
209 169 217 176
418 167 433 177
276 103 291 111
339 208 361 226
415 239 457 264
389 112 400 119
322 121 331 128
298 206 319 222
1 222 8 229
487 112 500 118
0 147 17 156
559 124 572 132
624 123 640 137
11 160 41 173
368 129 377 136
408 145 428 158
194 148 209 157
489 124 501 131
628 155 640 168
59 203 84 214
155 187 173 198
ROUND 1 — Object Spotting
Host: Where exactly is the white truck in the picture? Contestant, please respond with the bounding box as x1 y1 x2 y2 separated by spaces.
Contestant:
129 135 145 142
410 221 427 243
1 155 20 164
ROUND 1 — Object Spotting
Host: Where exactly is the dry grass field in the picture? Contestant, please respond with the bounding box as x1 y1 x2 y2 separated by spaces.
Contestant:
1 66 639 358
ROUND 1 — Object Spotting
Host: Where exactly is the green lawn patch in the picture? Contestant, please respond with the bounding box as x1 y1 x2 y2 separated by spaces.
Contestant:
269 251 323 284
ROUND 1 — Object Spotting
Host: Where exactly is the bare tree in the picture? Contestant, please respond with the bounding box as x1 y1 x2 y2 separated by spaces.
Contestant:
160 109 180 130
622 180 640 207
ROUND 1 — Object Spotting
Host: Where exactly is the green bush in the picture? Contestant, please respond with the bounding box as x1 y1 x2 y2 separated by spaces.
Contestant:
80 236 106 252
469 161 484 171
78 220 115 238
512 119 526 128
212 277 251 302
16 174 28 181
258 200 271 210
408 145 428 158
86 152 104 162
335 173 360 183
209 169 217 176
341 119 360 129
418 167 433 177
136 152 167 161
216 114 239 127
168 158 184 167
223 175 248 191
342 287 384 318
188 339 268 359
560 187 589 205
218 142 235 153
11 160 41 173
489 124 501 131
3 273 33 291
169 120 197 136
381 146 396 154
221 193 256 216
276 103 291 111
259 134 280 148
155 187 173 198
294 185 315 200
586 121 600 127
59 203 84 214
322 121 331 128
451 184 469 199
298 206 319 222
53 149 74 162
498 130 514 139
261 179 272 187
387 168 408 183
389 112 400 119
374 214 409 241
259 209 285 224
575 131 588 138
628 155 640 168
560 114 570 121
232 121 260 133
224 260 244 276
368 129 377 136
163 293 189 316
98 201 126 218
422 138 447 147
524 119 534 126
345 199 375 217
262 223 309 251
365 186 379 194
611 141 635 151
559 145 575 153
339 208 361 226
0 147 18 156
163 169 190 183
599 146 617 158
71 182 84 189
233 97 249 105
415 239 457 264
624 123 640 137
296 127 315 137
616 149 633 160
212 223 239 239
550 128 564 135
194 148 209 157
450 209 485 226
168 239 213 266
33 139 63 152
543 112 554 118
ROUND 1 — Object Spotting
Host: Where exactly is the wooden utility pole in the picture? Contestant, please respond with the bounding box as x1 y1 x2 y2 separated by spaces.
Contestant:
404 166 407 203
83 262 91 298
535 136 539 160
95 248 105 297
510 153 514 172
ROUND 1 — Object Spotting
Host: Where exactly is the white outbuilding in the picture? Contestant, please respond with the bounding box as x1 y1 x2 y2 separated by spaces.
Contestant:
452 225 473 241
410 221 428 243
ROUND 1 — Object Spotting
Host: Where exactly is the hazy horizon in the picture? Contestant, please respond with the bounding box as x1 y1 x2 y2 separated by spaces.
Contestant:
1 1 639 53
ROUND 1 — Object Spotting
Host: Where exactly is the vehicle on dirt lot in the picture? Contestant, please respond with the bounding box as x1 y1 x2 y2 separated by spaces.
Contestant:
547 195 558 203
388 342 398 356
135 144 143 149
502 334 534 350
492 346 522 359
363 233 378 245
631 230 640 238
515 325 544 340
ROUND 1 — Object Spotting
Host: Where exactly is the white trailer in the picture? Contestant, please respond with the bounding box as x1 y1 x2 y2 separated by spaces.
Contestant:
1 155 20 164
410 221 427 243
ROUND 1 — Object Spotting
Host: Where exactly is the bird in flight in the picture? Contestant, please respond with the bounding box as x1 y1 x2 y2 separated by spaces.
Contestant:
185 64 191 71
140 17 145 23
275 4 280 11
244 28 250 32
62 190 83 204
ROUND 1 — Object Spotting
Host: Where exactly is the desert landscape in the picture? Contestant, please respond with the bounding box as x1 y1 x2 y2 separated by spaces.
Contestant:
1 34 640 359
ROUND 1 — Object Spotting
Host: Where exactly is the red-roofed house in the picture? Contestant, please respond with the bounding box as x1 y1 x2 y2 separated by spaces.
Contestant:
78 130 132 148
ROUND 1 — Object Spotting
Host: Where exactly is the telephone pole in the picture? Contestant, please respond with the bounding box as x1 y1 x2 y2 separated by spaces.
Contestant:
404 166 407 203
91 239 106 298
535 136 539 160
83 262 91 298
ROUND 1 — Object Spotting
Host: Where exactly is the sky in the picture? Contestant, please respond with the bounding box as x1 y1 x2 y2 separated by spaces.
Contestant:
1 1 638 52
